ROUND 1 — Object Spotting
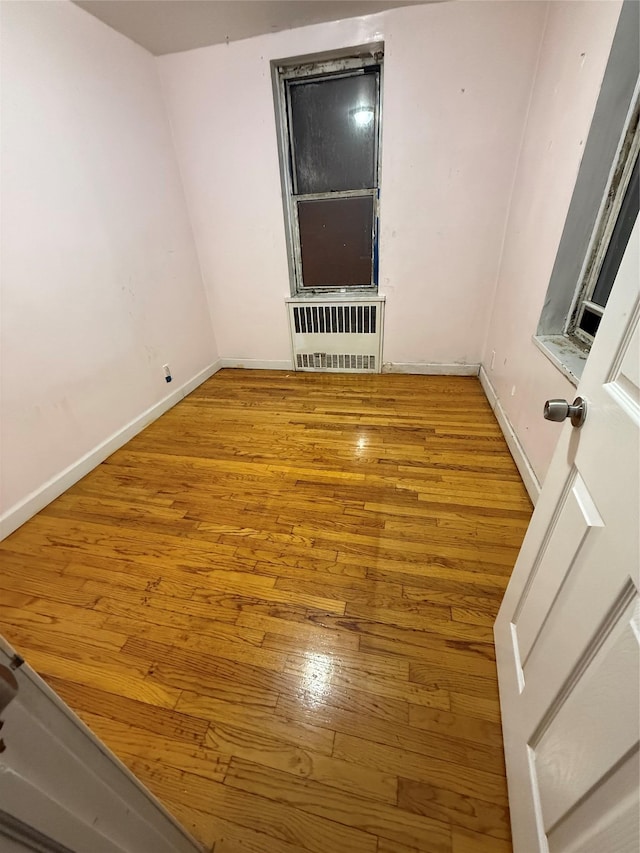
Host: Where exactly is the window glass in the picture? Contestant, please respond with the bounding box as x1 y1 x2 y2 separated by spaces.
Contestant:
289 72 378 194
298 196 374 287
590 155 639 308
578 309 602 337
576 153 638 340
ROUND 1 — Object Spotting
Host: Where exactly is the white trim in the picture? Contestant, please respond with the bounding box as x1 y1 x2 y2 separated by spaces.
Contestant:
0 360 222 541
219 358 293 371
285 294 385 303
479 366 541 505
383 362 480 376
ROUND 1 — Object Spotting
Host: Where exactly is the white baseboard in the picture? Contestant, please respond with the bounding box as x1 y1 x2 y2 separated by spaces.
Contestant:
0 360 222 541
219 358 293 371
382 362 480 376
479 366 541 505
219 360 478 376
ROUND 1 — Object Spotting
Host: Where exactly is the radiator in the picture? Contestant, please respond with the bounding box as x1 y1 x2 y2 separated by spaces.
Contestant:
286 297 385 373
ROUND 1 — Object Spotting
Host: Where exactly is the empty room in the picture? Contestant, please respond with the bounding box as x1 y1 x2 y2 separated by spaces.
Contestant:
1 0 638 851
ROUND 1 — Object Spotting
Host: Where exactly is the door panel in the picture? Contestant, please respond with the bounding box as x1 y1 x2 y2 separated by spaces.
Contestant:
605 301 640 413
534 597 639 828
513 472 602 673
495 220 639 852
0 639 202 853
547 748 639 853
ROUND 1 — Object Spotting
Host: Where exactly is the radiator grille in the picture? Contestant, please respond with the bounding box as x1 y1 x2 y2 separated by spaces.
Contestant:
296 353 376 370
287 298 384 374
293 304 377 335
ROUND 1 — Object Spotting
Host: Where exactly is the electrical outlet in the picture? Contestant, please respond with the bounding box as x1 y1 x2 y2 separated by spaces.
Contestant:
490 350 496 370
163 364 172 383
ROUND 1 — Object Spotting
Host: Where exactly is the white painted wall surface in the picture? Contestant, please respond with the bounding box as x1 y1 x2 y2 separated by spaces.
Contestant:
157 1 546 368
482 0 622 486
0 1 217 523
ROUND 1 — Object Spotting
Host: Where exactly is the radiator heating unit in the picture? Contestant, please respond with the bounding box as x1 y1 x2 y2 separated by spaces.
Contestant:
286 297 385 373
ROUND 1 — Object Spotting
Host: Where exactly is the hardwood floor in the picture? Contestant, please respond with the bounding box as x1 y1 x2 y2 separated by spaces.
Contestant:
0 370 532 852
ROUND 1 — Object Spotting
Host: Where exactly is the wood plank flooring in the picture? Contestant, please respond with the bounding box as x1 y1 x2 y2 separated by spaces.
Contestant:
0 370 532 852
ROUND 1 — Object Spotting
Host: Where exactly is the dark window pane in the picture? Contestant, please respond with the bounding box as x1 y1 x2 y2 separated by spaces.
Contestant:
579 308 602 337
592 154 639 307
289 72 378 194
298 196 373 287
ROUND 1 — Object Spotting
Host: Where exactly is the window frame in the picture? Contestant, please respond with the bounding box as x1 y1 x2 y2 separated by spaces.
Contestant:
273 48 384 296
566 95 639 349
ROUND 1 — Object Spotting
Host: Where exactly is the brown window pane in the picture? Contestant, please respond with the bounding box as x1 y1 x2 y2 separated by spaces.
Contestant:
298 196 373 288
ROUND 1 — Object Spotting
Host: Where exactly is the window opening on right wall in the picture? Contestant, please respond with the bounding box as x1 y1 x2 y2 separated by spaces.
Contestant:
534 0 639 385
567 115 639 348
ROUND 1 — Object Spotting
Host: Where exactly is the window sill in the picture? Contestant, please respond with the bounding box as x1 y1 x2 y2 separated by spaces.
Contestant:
533 335 589 387
286 292 384 302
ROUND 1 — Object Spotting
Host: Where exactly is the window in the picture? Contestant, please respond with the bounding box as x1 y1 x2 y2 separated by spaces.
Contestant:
535 97 639 383
274 51 383 294
534 0 639 386
535 1 639 383
568 138 639 346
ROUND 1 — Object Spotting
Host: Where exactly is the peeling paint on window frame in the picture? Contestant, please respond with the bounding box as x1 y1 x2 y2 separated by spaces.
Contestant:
567 91 639 349
272 45 384 296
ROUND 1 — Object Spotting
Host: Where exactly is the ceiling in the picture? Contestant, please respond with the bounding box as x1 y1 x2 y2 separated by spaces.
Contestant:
73 0 432 56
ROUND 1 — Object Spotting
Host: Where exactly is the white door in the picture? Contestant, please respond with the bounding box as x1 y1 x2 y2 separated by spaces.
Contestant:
495 218 640 853
0 637 202 853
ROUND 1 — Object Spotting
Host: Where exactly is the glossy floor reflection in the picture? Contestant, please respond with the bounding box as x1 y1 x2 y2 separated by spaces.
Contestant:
0 370 532 853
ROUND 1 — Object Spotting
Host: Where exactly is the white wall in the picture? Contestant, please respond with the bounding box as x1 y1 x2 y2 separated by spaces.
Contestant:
481 0 623 489
0 1 218 531
157 1 547 369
